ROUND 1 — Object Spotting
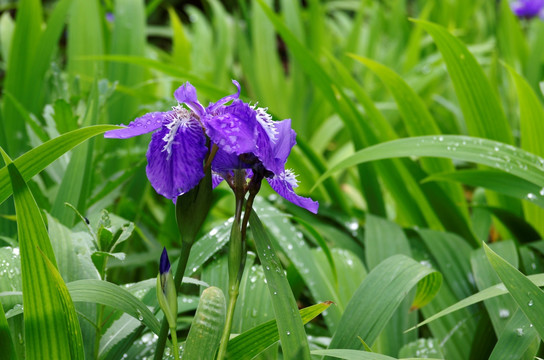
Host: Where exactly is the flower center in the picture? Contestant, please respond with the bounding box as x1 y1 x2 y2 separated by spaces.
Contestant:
280 169 299 188
162 105 194 159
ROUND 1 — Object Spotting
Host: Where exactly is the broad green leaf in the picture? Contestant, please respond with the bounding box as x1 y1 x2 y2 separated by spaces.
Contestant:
425 170 544 208
312 348 432 360
66 279 161 335
0 301 16 360
51 82 100 226
3 150 73 359
483 243 544 340
314 135 544 191
413 20 512 144
183 286 226 360
1 0 42 155
489 308 539 360
226 302 332 360
0 125 121 206
328 255 442 353
249 211 311 359
107 0 146 125
67 0 104 83
410 274 544 330
364 215 416 356
470 241 518 336
39 250 84 359
253 200 343 331
417 229 474 300
507 63 544 236
168 6 191 70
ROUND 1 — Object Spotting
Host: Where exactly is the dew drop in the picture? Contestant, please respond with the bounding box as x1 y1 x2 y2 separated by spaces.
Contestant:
528 300 534 307
498 309 510 318
286 331 291 336
526 193 537 201
540 188 544 196
515 327 524 336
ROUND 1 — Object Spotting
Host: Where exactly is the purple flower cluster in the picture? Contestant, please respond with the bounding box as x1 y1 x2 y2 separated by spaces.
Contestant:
105 81 318 214
511 0 544 19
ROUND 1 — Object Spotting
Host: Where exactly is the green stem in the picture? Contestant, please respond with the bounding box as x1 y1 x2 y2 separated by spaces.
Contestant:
171 326 180 360
154 240 193 360
217 170 247 360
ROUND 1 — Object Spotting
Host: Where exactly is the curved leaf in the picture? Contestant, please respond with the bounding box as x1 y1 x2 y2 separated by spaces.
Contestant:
328 255 442 352
314 135 544 191
0 125 121 206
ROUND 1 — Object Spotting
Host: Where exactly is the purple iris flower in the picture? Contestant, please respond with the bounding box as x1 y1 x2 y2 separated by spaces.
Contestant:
105 81 318 214
511 0 544 19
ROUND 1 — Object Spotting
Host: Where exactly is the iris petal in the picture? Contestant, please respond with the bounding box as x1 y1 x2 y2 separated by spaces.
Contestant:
207 80 241 113
174 82 206 118
104 112 165 139
267 172 319 214
146 122 207 199
204 101 257 155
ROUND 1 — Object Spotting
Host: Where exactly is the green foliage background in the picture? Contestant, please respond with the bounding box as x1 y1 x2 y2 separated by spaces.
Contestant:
1 0 544 359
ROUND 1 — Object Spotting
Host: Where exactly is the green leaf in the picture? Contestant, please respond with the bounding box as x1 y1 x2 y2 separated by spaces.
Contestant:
0 125 121 206
38 249 84 360
249 210 311 359
328 255 442 352
483 243 544 340
0 301 17 360
226 302 332 360
312 348 432 360
314 135 544 191
507 63 544 236
413 20 513 144
409 273 544 331
425 170 544 209
2 149 74 359
183 286 226 360
489 308 539 360
66 279 161 335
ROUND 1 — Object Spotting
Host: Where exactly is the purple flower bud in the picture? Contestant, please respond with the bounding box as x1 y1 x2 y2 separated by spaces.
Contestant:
511 0 544 19
160 247 171 275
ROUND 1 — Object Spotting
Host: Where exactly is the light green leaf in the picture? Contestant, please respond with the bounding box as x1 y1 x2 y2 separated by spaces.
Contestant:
66 279 161 335
484 243 544 340
249 211 311 359
0 125 121 206
314 135 544 191
183 286 226 360
328 255 442 352
3 149 74 359
226 302 332 360
413 20 513 144
0 301 17 360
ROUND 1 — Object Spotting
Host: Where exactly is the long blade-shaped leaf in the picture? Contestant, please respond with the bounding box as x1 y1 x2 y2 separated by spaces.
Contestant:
226 302 332 360
314 135 544 191
249 211 311 359
66 279 161 335
2 149 73 359
413 20 512 144
484 243 544 340
328 255 442 353
0 125 120 206
0 301 16 360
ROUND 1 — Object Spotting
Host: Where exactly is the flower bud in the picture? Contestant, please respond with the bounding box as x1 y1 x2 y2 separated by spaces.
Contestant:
157 248 178 329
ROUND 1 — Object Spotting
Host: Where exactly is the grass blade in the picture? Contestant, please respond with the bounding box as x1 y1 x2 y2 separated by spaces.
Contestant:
67 279 161 335
226 302 332 360
483 243 544 340
0 301 17 360
249 210 311 359
314 135 544 191
328 255 442 352
2 149 74 359
0 125 120 206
